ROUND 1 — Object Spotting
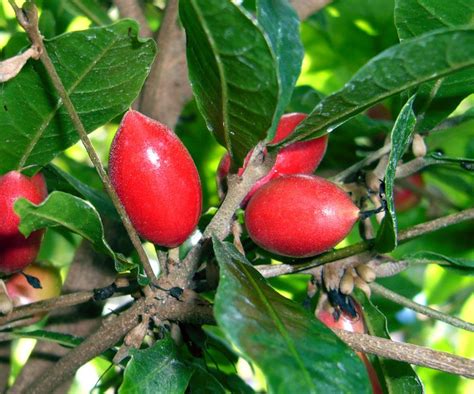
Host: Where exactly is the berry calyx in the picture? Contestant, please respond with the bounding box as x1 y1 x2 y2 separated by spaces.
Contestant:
0 171 47 274
217 113 328 204
109 110 202 248
245 175 359 258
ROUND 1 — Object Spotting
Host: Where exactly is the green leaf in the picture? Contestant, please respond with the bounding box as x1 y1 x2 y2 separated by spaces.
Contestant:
257 0 303 139
180 0 279 165
63 0 113 26
0 20 156 174
353 291 423 393
14 191 115 259
406 251 474 273
395 0 474 40
43 164 119 221
280 28 474 145
376 96 416 253
213 238 371 394
119 337 194 394
395 1 474 131
187 364 226 394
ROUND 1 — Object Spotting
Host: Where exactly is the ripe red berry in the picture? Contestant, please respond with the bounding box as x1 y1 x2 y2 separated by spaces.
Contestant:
394 173 424 212
6 263 62 307
216 113 328 204
245 175 359 257
0 171 46 274
109 110 202 247
317 299 382 394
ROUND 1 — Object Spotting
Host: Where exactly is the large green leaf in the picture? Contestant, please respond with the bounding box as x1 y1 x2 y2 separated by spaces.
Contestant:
376 96 416 253
14 191 115 259
0 20 156 174
180 0 279 165
213 238 371 394
395 0 474 131
280 28 474 145
395 0 474 40
353 291 423 393
257 0 303 139
119 337 193 394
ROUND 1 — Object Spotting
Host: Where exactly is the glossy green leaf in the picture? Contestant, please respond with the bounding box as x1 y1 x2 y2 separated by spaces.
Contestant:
180 0 279 165
353 291 423 393
376 96 416 253
119 337 193 394
43 164 119 221
0 20 156 174
395 0 474 40
257 0 303 139
213 238 371 394
188 364 226 394
395 0 474 131
280 28 474 145
14 191 115 259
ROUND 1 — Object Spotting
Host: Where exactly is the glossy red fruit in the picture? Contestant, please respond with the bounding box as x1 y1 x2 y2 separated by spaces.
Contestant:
109 110 202 247
0 171 46 274
217 113 328 204
394 173 424 212
6 263 62 307
245 175 359 257
317 300 383 394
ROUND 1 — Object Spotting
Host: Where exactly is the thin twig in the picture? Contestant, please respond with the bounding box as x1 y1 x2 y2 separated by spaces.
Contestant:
258 207 474 278
331 143 391 183
334 330 474 378
10 1 157 286
370 282 474 332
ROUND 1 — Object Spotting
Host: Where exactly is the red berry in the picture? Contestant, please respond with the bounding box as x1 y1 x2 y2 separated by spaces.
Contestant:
317 299 383 394
394 173 424 212
109 110 202 247
245 175 359 257
216 113 328 204
6 263 62 307
31 172 48 200
366 104 391 121
0 171 46 274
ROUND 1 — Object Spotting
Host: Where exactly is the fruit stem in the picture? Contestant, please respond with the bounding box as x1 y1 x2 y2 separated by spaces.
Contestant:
11 2 157 287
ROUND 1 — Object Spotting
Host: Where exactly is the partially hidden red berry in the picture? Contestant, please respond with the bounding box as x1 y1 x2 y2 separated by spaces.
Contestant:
0 171 46 274
109 110 202 248
245 175 359 258
6 263 62 307
394 173 424 212
317 299 383 394
216 113 328 204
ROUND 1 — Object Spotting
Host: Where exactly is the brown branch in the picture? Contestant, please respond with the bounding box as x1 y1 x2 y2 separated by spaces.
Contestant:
0 291 93 328
10 1 156 287
162 145 276 289
28 296 214 394
138 0 192 129
114 0 153 37
334 330 474 378
370 282 474 332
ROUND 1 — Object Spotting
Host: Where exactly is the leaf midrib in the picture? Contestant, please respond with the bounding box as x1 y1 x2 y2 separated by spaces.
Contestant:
17 33 121 169
238 261 316 392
